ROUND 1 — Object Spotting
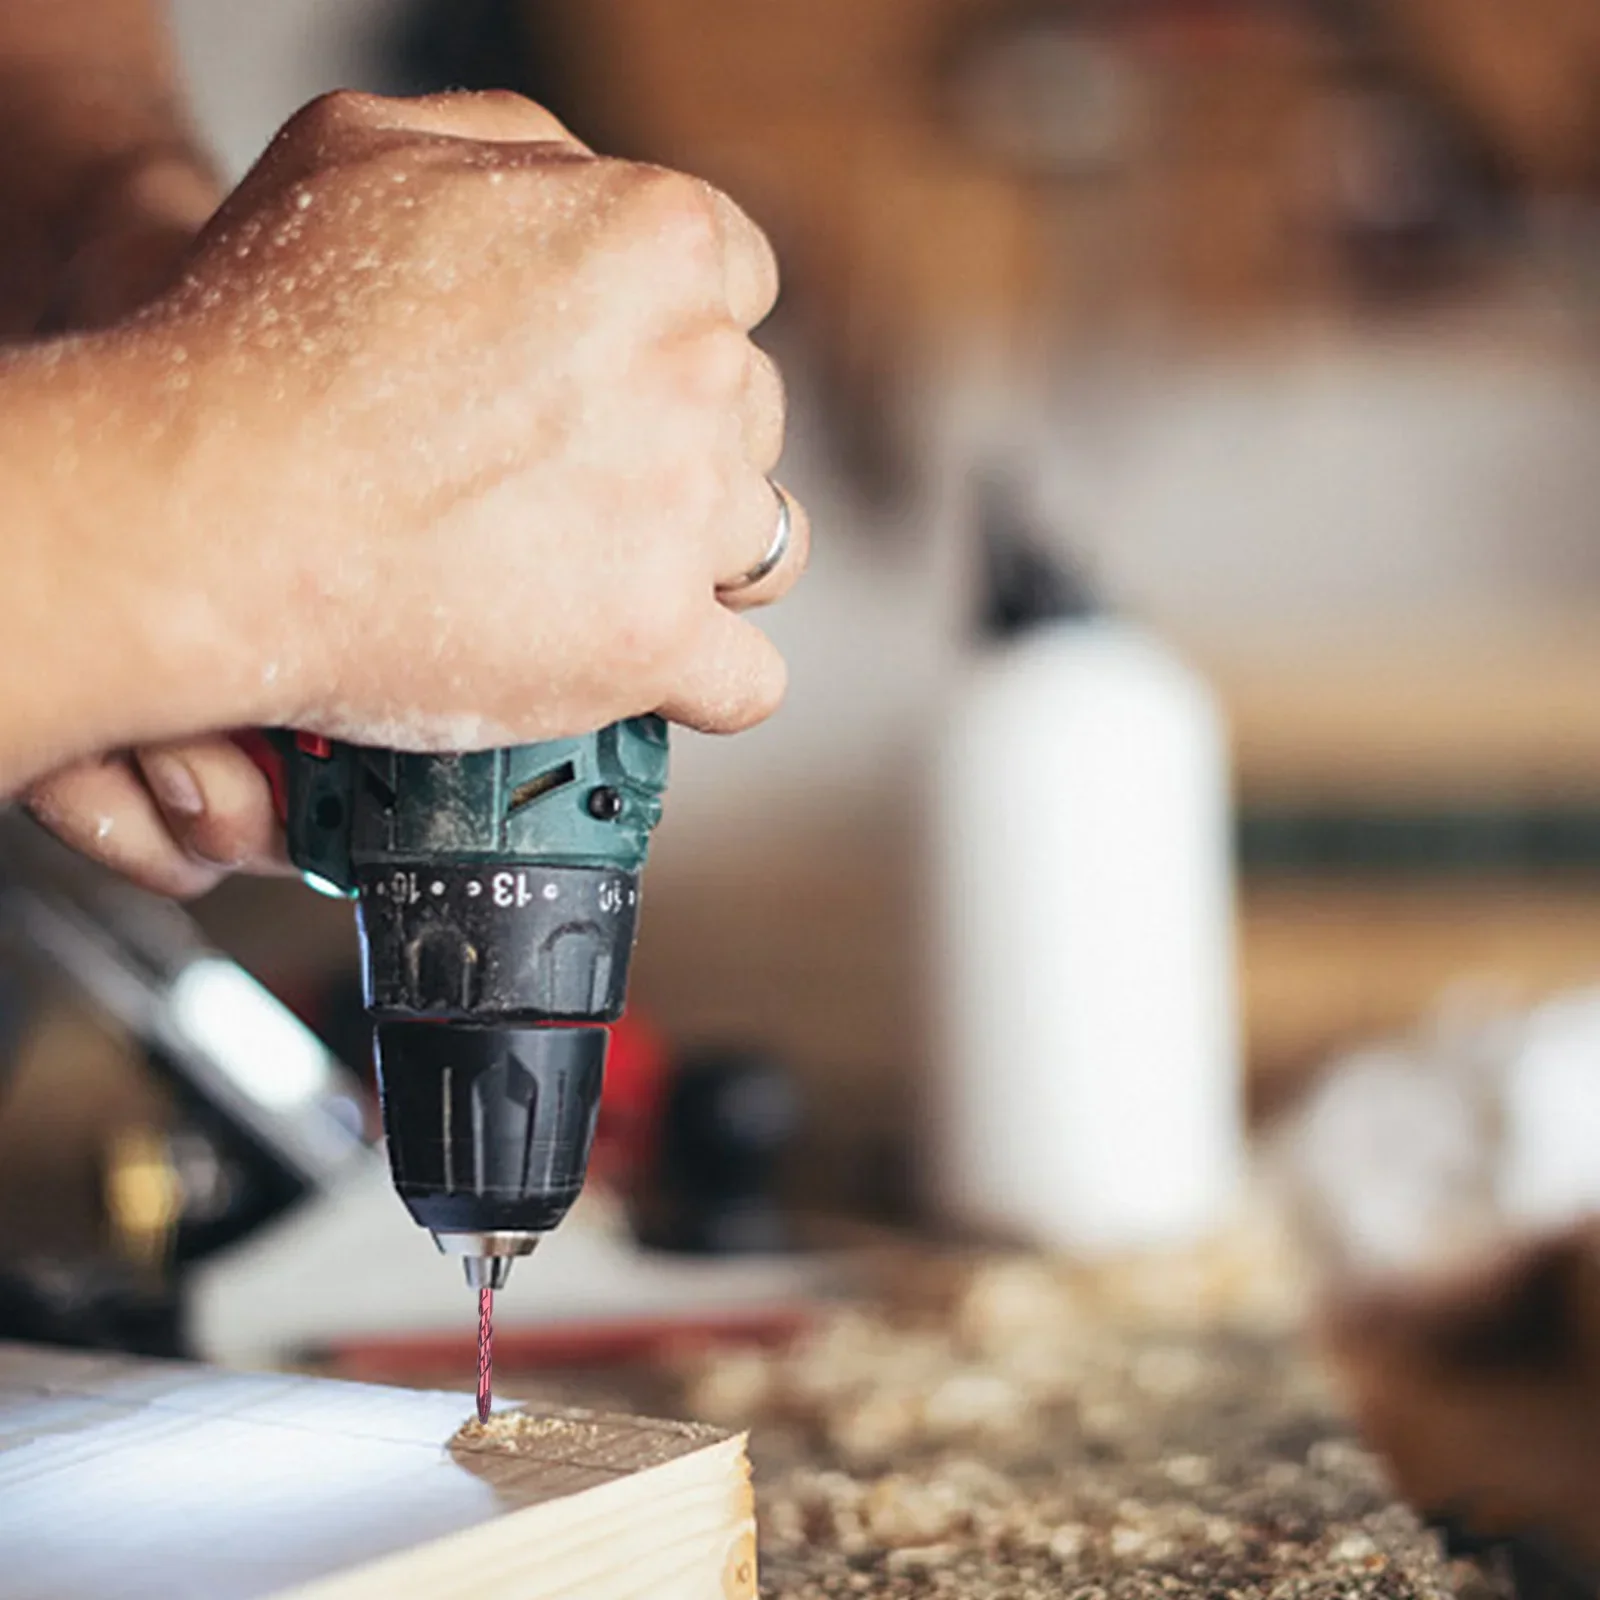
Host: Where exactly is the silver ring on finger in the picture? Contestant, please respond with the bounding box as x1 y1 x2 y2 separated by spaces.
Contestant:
717 479 792 595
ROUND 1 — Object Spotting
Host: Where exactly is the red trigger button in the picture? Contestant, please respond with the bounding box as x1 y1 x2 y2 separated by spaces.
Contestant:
296 733 333 759
232 729 288 824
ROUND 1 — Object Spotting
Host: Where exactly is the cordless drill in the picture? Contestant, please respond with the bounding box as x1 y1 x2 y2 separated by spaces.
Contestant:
253 721 668 1407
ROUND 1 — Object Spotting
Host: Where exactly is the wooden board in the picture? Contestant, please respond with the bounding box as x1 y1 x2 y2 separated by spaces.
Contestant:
0 1344 754 1600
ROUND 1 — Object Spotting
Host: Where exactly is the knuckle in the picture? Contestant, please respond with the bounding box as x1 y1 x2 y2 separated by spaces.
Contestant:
466 87 528 112
683 323 750 403
287 89 380 144
738 648 789 728
466 87 567 137
754 222 780 288
717 189 778 261
626 167 720 261
755 345 787 403
760 662 789 719
756 345 786 402
748 348 788 447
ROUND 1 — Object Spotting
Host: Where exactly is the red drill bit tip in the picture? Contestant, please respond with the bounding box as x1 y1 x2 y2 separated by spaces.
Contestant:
476 1285 494 1423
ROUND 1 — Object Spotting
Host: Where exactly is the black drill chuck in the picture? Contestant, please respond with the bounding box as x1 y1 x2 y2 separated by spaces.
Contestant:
376 1021 606 1238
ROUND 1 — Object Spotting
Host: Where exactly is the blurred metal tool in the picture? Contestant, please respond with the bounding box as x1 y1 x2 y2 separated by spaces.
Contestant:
103 1125 185 1275
0 808 369 1260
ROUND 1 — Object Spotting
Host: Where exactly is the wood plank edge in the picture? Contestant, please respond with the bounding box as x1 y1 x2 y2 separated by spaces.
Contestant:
274 1430 755 1600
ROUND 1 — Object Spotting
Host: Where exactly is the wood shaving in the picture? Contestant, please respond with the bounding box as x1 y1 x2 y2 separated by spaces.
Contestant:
452 1403 726 1471
666 1250 1497 1600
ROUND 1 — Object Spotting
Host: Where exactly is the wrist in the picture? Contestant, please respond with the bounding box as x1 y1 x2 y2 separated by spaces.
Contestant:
0 330 289 785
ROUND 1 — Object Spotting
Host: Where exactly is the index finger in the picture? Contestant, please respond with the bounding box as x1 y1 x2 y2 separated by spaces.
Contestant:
705 184 780 330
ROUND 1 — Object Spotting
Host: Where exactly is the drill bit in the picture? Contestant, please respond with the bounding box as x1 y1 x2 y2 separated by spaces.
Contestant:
476 1285 494 1423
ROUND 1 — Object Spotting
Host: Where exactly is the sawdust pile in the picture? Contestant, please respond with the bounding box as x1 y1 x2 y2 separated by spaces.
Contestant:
674 1248 1496 1600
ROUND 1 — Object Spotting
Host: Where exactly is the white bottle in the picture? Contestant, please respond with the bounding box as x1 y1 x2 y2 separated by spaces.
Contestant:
927 514 1242 1254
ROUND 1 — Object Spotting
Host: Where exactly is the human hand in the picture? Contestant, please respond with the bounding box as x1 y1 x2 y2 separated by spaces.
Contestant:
19 147 281 896
24 91 806 895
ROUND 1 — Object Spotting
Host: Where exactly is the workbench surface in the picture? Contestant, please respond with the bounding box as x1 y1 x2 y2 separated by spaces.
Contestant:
491 1248 1493 1600
745 1325 1465 1600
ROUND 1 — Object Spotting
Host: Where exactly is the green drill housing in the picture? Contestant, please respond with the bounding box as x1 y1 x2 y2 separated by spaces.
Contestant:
268 717 671 1248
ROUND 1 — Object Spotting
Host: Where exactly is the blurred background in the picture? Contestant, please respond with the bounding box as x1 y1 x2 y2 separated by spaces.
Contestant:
3 0 1600 1398
159 0 1600 1187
